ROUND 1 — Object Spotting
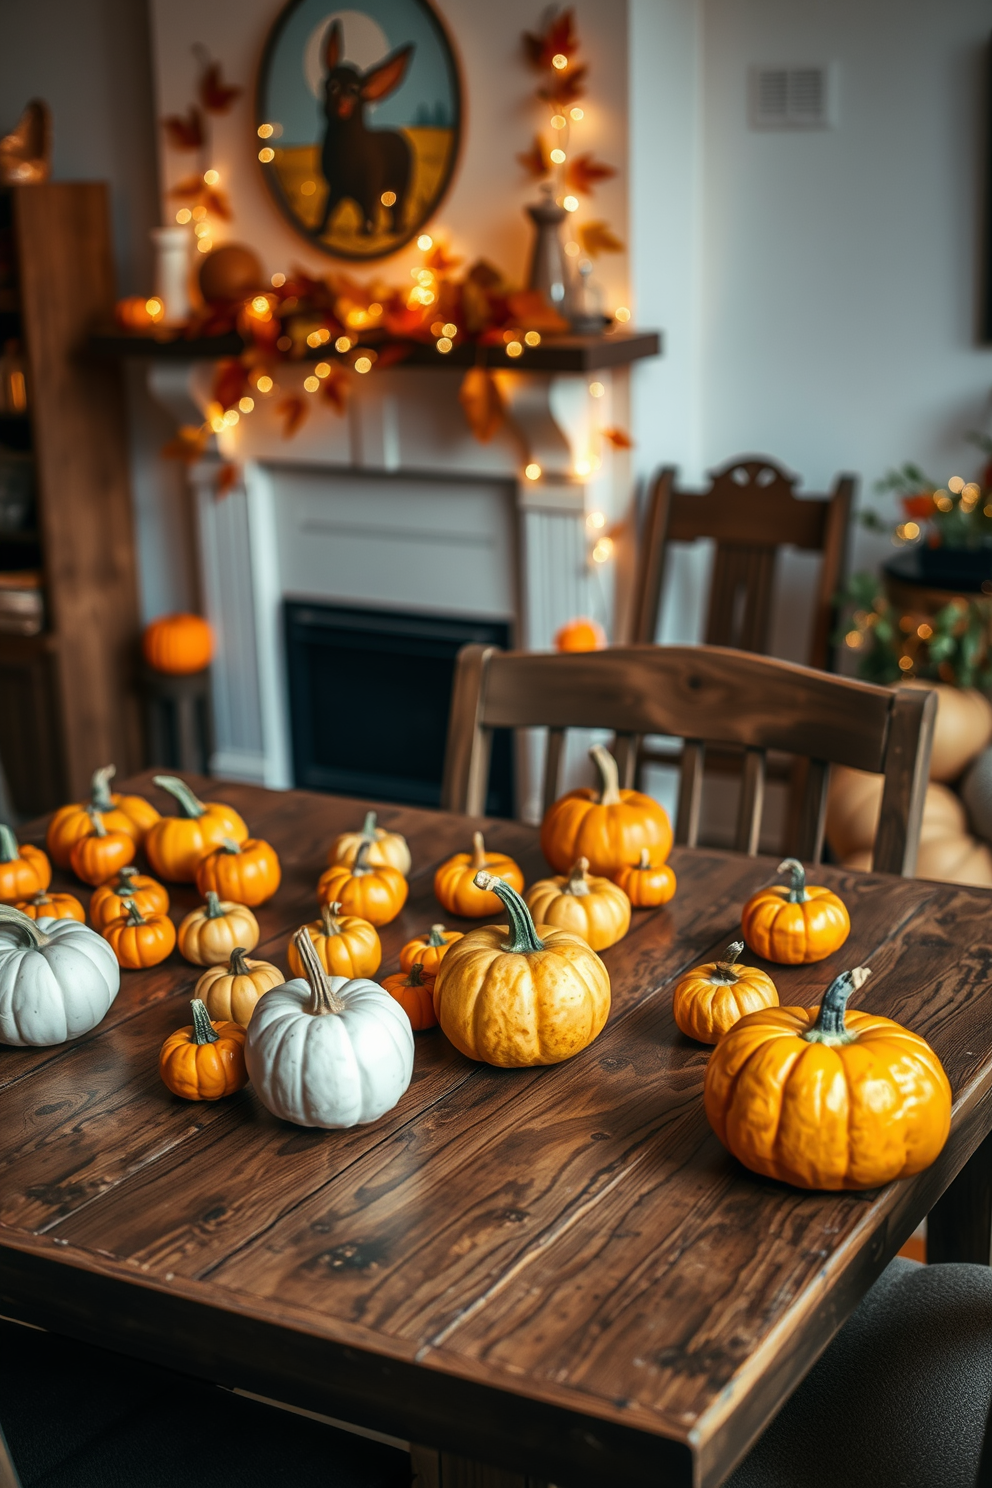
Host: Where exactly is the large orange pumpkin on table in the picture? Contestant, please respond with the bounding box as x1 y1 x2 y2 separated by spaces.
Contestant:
0 825 50 904
89 866 169 932
540 744 672 875
287 902 382 980
46 765 159 868
741 858 850 965
704 966 952 1189
145 776 248 883
143 613 213 675
159 999 247 1100
195 835 281 906
672 940 778 1045
433 832 524 918
317 841 408 926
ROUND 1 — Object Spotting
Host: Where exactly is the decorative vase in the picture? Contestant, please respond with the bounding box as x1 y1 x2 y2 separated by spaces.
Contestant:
570 259 607 336
525 189 571 317
151 226 192 327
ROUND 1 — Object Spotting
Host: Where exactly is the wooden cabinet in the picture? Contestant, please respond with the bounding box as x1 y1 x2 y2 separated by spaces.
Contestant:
0 182 142 814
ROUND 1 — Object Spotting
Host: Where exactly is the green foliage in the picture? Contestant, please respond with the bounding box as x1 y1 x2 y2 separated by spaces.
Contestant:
836 574 992 690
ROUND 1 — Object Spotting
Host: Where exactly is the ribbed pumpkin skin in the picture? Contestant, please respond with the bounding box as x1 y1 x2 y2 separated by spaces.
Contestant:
143 613 213 675
146 805 248 883
673 962 778 1044
195 955 283 1026
329 817 411 876
103 911 176 969
195 838 281 906
433 842 524 919
287 909 381 980
0 913 120 1046
317 861 408 927
159 1019 246 1099
0 844 51 904
69 829 135 887
704 1004 952 1190
524 865 631 951
742 886 849 965
612 857 677 908
541 790 672 877
381 968 437 1031
90 872 169 932
15 893 85 923
399 927 462 975
177 899 259 967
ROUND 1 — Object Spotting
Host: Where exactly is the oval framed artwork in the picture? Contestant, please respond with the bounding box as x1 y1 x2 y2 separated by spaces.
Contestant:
256 0 462 261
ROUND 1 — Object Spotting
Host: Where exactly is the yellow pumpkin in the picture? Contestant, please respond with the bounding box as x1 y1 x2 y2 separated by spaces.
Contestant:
287 902 382 980
433 832 524 918
145 776 248 883
177 891 259 966
46 764 159 868
433 871 611 1066
704 966 952 1189
741 858 850 965
317 841 408 927
540 744 672 875
524 857 631 951
672 940 779 1045
328 810 411 876
194 947 283 1026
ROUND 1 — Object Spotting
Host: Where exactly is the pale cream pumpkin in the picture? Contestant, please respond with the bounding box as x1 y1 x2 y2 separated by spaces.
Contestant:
524 857 631 951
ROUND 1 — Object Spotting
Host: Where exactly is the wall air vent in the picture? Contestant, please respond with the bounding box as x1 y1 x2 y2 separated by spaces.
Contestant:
750 66 835 129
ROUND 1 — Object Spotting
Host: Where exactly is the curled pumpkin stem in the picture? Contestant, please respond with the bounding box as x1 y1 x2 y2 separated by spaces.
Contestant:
0 903 50 946
321 903 343 936
293 925 346 1015
0 824 20 863
778 858 809 903
228 946 252 976
474 871 545 954
565 858 591 897
154 775 207 819
589 744 622 806
91 764 117 811
712 940 745 983
86 806 108 838
121 897 147 926
804 966 871 1046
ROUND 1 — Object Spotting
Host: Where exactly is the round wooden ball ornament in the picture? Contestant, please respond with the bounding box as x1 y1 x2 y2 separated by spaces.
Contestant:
198 243 265 305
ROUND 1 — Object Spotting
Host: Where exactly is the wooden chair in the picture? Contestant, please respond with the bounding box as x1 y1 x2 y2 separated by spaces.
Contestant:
441 644 935 874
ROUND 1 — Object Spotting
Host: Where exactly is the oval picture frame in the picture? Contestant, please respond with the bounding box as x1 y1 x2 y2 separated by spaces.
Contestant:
256 0 462 261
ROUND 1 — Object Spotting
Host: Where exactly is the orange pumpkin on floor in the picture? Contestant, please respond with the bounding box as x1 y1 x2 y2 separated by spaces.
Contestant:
68 809 136 886
145 776 248 883
14 891 85 923
399 924 462 976
317 840 408 926
433 832 524 918
159 998 247 1100
0 825 51 904
287 902 382 980
143 613 213 675
741 858 850 965
381 962 437 1031
195 835 281 906
672 940 779 1045
102 899 177 969
540 744 672 875
89 866 169 932
524 857 631 951
612 849 677 908
46 765 159 868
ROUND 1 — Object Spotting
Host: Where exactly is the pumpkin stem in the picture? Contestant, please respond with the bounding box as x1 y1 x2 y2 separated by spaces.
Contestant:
474 871 546 954
471 831 488 871
565 858 591 897
0 824 21 863
427 924 447 947
90 765 116 812
121 897 147 926
154 775 206 819
114 866 139 890
352 840 373 876
293 926 346 1015
228 946 252 976
321 903 343 937
190 998 220 1045
804 966 871 1045
29 893 50 906
637 849 651 869
711 940 745 984
361 810 378 839
406 962 426 987
220 836 241 855
778 858 809 904
86 806 107 838
0 904 50 946
590 744 622 806
204 891 225 919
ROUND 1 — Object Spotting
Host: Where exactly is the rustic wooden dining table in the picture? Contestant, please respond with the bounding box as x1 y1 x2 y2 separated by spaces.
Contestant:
2 772 992 1488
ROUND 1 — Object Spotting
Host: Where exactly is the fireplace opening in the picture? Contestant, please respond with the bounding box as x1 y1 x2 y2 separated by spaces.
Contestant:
285 600 514 814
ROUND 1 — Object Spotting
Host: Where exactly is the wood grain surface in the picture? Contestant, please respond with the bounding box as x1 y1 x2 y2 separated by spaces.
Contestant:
1 774 990 1488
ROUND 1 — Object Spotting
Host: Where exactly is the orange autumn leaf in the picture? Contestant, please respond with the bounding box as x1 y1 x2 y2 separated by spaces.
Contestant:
215 462 239 497
522 9 579 70
320 365 351 414
517 135 550 181
211 358 248 410
426 242 464 276
203 188 233 221
162 107 204 150
538 65 587 107
565 153 617 195
459 367 504 443
168 174 205 199
505 290 569 333
578 220 625 257
277 395 307 438
161 424 209 462
603 427 634 449
199 61 242 114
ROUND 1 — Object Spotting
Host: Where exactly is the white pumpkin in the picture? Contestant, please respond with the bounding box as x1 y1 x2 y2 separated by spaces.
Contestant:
916 833 992 888
827 771 968 863
0 905 120 1046
244 926 414 1129
902 681 992 783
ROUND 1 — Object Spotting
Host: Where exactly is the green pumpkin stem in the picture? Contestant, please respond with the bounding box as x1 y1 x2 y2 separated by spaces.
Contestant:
204 891 225 919
228 945 251 976
293 926 346 1015
426 924 447 947
121 897 146 926
361 810 378 839
190 998 219 1045
804 967 871 1045
154 775 206 819
0 903 50 946
220 837 241 855
86 806 108 838
589 744 622 806
711 940 745 985
778 858 809 904
474 871 545 954
321 903 343 936
352 840 373 876
0 824 21 863
565 858 591 896
90 765 116 812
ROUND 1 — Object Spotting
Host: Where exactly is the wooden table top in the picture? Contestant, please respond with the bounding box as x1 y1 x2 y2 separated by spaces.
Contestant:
1 774 991 1488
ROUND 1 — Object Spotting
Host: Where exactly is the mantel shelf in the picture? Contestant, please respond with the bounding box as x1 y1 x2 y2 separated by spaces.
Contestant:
88 327 662 373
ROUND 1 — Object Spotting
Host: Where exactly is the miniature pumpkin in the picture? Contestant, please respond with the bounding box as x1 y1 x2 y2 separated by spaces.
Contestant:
68 808 136 886
145 776 248 883
89 866 169 932
704 966 952 1189
0 824 51 903
540 744 672 875
433 872 611 1066
741 858 850 965
194 946 283 1027
14 891 85 923
524 857 631 951
317 840 408 926
328 810 412 876
177 891 259 966
554 615 607 652
159 999 247 1100
102 899 177 969
672 940 779 1045
381 962 437 1031
287 902 381 980
143 613 213 675
433 832 524 918
244 926 414 1128
612 849 677 908
46 765 159 867
399 924 462 976
0 904 119 1045
195 835 281 906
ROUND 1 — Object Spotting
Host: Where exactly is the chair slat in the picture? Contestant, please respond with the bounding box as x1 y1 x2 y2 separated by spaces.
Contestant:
612 733 639 789
542 728 566 814
734 747 766 855
873 688 936 874
794 758 830 863
676 741 705 847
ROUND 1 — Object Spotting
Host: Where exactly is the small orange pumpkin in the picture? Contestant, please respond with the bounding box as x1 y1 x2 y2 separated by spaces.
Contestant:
46 765 159 868
741 858 850 965
433 832 524 919
158 998 247 1100
381 962 437 1031
145 776 248 883
68 808 136 886
0 825 51 904
317 840 408 927
287 901 382 980
89 866 169 932
14 890 85 923
399 924 463 976
672 940 779 1045
102 898 177 969
195 835 281 906
177 891 259 967
143 613 213 675
554 615 607 652
540 744 672 876
328 810 411 876
194 946 284 1027
524 857 631 951
612 848 677 908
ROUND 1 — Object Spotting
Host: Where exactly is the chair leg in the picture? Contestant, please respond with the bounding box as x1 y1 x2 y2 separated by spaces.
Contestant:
928 1129 992 1264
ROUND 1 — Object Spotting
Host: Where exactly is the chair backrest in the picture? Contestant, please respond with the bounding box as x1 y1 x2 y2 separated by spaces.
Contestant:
441 644 935 875
628 457 855 669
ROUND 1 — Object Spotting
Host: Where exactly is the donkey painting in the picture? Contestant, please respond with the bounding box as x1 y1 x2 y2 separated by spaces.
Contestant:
317 21 414 238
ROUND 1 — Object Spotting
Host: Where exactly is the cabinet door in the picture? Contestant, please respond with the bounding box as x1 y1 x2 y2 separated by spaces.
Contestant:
0 643 65 816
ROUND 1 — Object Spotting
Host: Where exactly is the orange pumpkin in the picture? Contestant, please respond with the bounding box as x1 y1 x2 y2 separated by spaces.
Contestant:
524 857 631 951
741 858 850 965
68 808 136 886
158 999 247 1100
433 832 524 919
115 295 165 329
102 899 177 969
177 892 259 967
143 613 213 675
328 810 411 876
195 835 281 906
612 849 677 908
0 824 51 904
287 901 382 980
145 776 248 883
317 840 408 927
540 744 672 875
46 765 159 868
399 924 463 976
14 891 85 923
89 866 169 932
381 962 437 1031
554 615 607 652
672 940 779 1045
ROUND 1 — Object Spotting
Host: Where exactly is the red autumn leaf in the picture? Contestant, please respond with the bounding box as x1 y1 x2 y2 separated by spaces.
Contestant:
538 65 587 106
277 395 307 438
211 357 248 410
161 424 209 462
578 220 625 257
162 106 204 150
168 174 205 199
459 367 504 443
426 242 463 276
516 135 550 181
522 9 579 71
901 493 935 518
566 152 617 195
603 427 634 449
320 365 351 414
215 462 239 497
199 61 242 114
375 341 414 370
